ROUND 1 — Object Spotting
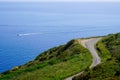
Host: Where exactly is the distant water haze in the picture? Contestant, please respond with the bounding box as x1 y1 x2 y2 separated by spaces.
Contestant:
0 2 120 72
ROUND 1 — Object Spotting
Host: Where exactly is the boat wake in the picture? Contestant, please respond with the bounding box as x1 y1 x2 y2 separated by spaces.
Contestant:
17 33 42 37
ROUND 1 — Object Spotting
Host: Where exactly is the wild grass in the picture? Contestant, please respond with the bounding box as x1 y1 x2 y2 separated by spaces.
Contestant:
96 39 111 62
13 52 92 80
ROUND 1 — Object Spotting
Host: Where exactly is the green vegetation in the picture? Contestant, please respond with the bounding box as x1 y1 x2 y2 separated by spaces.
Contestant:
0 39 92 80
96 39 111 62
73 33 120 80
103 33 120 61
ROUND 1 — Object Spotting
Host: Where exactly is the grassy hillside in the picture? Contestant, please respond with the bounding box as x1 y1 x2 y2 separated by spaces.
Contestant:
73 33 120 80
0 39 92 80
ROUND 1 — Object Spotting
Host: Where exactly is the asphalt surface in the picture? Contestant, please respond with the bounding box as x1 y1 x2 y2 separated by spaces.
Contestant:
65 38 101 80
86 38 101 68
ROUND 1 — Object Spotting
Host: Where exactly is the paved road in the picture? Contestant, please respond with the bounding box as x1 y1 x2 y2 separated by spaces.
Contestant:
85 38 101 68
65 71 84 80
65 38 101 80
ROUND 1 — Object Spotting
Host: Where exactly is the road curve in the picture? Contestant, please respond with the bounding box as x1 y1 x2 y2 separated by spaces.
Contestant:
85 38 101 68
65 38 101 80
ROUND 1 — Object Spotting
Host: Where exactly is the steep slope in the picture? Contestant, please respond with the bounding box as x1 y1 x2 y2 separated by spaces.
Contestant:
0 39 92 80
73 33 120 80
65 38 101 80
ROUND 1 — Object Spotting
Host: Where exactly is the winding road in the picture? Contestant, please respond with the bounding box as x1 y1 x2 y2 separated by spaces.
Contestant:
65 38 101 80
86 38 101 68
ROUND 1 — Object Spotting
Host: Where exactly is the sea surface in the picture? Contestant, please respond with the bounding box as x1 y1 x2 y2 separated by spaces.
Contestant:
0 2 120 72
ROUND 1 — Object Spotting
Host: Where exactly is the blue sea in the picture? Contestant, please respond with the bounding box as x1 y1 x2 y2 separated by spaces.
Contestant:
0 2 120 72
